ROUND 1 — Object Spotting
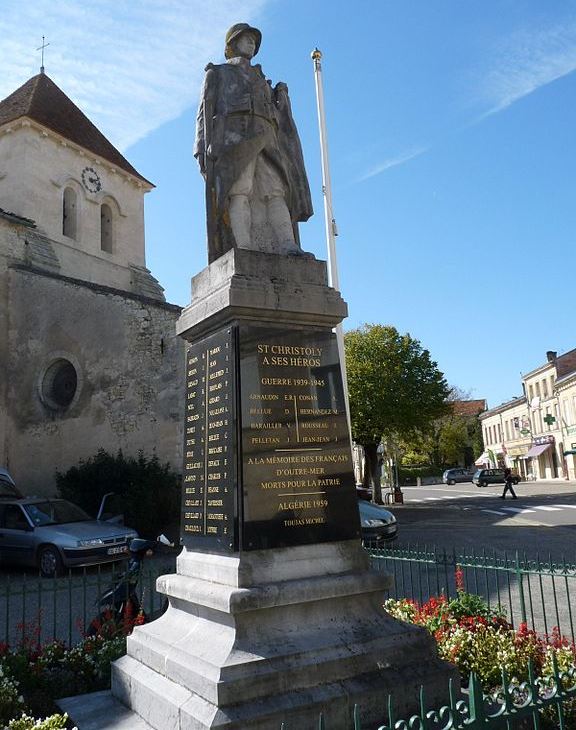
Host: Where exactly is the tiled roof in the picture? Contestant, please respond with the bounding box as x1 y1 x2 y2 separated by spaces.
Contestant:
556 348 576 380
450 399 487 417
0 73 152 186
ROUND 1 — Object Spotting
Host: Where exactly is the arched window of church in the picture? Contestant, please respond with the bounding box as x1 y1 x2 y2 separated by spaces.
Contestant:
62 187 77 239
100 203 113 253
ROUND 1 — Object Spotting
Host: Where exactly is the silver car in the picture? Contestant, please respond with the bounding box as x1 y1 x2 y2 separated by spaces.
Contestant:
442 468 474 485
0 496 138 577
358 500 398 546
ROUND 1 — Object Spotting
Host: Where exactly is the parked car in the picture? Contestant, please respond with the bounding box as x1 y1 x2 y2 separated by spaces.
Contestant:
355 484 373 501
473 468 521 488
0 494 138 577
358 500 397 546
442 468 474 485
0 468 22 498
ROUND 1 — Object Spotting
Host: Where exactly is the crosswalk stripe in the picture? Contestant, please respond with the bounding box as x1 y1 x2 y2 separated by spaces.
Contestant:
532 506 563 511
554 504 576 509
501 507 535 514
482 509 506 516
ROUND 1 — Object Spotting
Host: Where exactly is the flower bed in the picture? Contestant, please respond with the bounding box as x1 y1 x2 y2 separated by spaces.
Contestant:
0 614 128 728
385 567 576 726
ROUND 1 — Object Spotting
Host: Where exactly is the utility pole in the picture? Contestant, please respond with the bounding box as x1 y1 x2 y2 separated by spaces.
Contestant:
311 48 352 439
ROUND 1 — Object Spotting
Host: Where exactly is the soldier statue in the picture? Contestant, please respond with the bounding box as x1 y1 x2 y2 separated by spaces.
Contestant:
194 23 313 262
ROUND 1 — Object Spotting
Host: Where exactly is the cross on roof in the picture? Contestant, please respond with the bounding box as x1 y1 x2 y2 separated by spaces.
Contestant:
36 36 50 74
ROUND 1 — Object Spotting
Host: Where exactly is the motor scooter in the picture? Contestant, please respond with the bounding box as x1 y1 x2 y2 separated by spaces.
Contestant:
88 534 173 636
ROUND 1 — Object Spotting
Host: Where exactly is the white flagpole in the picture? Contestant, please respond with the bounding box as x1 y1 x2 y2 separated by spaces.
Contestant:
311 48 352 439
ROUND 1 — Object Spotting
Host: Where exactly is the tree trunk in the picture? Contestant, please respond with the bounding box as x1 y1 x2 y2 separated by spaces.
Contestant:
363 443 383 504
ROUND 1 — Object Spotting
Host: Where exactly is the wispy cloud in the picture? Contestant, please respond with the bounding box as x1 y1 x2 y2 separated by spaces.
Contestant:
480 21 576 118
0 1 267 151
356 146 428 183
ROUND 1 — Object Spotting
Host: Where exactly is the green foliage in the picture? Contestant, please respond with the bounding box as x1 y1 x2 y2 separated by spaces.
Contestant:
0 664 25 726
8 713 72 729
344 324 450 447
55 449 181 538
384 576 576 691
1 630 126 723
397 465 443 484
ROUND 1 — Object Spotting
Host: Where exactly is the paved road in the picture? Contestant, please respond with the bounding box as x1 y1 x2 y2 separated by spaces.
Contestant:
375 480 576 638
390 479 576 557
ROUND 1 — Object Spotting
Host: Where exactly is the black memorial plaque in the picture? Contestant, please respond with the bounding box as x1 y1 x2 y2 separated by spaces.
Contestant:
239 324 361 550
181 327 238 552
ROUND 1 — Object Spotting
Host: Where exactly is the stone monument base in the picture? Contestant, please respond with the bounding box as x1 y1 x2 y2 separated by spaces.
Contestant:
109 541 456 729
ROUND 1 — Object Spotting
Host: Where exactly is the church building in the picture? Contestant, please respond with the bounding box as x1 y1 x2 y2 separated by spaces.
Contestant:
0 71 184 495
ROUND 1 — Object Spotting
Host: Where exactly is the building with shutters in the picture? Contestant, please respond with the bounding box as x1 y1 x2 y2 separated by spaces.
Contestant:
478 349 576 481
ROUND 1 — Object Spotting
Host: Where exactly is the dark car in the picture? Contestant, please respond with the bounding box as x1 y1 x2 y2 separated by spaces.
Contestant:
442 468 474 485
358 500 397 546
355 485 373 501
0 495 138 577
473 468 521 488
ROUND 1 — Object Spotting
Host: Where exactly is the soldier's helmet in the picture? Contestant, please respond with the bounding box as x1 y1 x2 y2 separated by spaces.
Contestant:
225 23 262 59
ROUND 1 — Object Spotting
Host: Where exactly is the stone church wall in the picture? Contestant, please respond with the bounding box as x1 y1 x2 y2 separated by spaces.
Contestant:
3 265 184 496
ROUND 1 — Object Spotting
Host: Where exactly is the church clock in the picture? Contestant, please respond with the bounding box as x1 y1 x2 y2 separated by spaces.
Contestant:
81 166 102 193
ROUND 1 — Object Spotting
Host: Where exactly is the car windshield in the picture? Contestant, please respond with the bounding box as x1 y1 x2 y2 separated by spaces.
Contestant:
23 500 91 526
359 501 393 520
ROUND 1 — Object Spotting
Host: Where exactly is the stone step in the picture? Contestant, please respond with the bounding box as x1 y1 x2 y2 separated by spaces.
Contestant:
58 689 153 730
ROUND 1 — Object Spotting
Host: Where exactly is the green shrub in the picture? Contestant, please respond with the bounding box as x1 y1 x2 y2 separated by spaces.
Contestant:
56 449 181 539
1 632 126 723
0 664 25 726
8 713 72 729
398 465 443 484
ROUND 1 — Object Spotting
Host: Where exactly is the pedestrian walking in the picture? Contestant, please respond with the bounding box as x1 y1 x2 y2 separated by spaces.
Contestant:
500 467 518 499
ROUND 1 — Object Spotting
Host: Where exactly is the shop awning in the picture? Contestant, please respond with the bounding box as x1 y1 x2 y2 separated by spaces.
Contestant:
474 452 490 465
524 443 552 459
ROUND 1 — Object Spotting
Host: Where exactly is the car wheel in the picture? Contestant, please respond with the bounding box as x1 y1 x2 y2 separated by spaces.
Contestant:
38 545 63 578
448 480 455 486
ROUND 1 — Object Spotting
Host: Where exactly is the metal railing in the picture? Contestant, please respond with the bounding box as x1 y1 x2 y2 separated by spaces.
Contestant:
368 544 576 643
2 545 576 649
0 555 176 648
2 546 576 727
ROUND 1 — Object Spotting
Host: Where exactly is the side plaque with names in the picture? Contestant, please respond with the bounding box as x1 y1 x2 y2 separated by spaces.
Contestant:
181 327 237 552
239 324 361 550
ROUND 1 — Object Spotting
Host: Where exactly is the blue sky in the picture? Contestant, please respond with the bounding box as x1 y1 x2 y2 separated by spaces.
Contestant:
2 1 575 409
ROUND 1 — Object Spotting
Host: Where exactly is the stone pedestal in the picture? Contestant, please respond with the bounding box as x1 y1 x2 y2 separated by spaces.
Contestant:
112 542 453 729
107 250 457 729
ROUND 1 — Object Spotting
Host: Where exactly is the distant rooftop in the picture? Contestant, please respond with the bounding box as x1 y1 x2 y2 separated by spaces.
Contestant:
450 399 487 417
556 348 576 380
0 73 152 186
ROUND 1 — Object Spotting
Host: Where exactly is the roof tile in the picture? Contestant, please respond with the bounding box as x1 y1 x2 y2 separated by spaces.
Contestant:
0 73 152 185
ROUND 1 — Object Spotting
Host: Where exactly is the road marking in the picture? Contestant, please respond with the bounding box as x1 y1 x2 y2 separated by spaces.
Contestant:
532 506 563 512
501 507 535 514
423 497 439 501
554 504 576 509
482 509 507 516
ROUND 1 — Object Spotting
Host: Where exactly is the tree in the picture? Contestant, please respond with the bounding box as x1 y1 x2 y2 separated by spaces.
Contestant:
402 387 485 468
345 324 450 502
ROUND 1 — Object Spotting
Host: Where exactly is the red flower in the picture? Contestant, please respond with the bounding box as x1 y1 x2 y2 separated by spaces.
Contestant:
455 566 465 592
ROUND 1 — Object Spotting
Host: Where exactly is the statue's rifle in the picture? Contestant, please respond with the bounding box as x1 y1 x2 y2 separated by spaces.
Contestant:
203 86 220 263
